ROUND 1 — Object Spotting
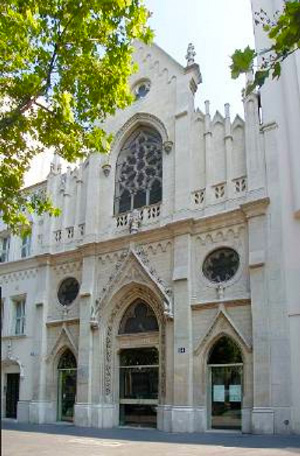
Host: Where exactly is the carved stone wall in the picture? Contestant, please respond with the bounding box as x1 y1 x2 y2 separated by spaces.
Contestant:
192 224 249 304
47 261 82 321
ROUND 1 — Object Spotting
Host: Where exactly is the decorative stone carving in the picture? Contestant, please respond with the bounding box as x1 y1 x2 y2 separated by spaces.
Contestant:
102 163 111 177
2 341 25 378
104 286 167 398
163 140 173 154
129 209 141 234
185 43 196 66
194 308 252 356
95 247 173 319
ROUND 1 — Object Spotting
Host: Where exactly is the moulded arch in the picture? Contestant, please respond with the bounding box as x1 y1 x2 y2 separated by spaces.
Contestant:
102 282 167 401
206 332 244 366
110 112 169 163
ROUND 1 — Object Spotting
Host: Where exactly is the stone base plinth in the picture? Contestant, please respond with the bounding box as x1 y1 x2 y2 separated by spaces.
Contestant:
74 403 118 428
29 400 55 424
157 406 207 433
252 407 274 434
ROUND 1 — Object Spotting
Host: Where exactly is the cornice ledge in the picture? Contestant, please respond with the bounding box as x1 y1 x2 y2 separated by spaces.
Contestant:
260 121 278 133
240 197 270 219
191 298 251 310
46 317 80 327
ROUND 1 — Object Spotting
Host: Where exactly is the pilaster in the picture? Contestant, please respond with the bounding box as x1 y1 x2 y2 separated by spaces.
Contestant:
172 234 193 415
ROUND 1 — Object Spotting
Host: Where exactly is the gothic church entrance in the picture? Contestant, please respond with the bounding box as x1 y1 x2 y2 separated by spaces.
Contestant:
118 300 159 428
208 337 243 430
57 350 77 422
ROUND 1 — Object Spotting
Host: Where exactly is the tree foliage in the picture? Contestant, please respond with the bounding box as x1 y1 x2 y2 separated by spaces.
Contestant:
0 0 153 235
230 1 300 94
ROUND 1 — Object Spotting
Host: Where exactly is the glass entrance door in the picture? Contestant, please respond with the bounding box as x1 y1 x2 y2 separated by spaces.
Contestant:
6 373 20 418
119 347 159 427
58 369 77 422
57 350 77 422
211 365 242 430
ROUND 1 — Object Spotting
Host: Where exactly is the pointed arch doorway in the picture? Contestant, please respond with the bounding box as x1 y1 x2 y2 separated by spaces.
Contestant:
118 300 160 428
208 336 243 430
57 349 77 422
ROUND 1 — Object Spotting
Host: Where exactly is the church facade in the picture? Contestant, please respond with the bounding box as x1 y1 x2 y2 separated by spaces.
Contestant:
1 2 300 435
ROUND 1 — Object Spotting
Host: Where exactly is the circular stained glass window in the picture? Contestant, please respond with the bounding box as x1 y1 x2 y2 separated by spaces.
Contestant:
58 277 80 306
134 80 151 100
203 248 240 283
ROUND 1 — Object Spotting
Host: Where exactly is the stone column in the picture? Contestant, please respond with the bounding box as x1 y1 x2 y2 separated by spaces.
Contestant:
243 87 265 194
204 101 213 205
171 232 195 432
242 199 274 433
224 103 234 199
84 153 101 243
29 257 55 423
174 110 191 215
74 253 97 427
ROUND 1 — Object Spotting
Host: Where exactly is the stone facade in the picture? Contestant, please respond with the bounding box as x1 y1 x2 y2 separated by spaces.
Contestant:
1 12 300 434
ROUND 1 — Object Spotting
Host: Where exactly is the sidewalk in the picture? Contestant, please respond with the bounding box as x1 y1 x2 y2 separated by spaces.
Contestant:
2 421 300 456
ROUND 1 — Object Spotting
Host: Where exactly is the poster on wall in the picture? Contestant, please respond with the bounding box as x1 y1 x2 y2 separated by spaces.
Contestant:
229 385 242 402
213 385 225 402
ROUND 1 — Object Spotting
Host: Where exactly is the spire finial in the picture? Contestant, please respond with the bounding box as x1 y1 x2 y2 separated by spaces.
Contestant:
185 43 196 66
50 152 61 175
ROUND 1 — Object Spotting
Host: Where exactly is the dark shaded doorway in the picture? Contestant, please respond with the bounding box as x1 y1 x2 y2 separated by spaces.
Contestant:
6 373 20 418
57 350 77 422
119 347 159 428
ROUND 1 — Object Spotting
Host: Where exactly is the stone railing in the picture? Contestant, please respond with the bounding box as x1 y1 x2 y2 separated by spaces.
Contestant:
193 177 248 208
115 203 161 229
54 224 85 243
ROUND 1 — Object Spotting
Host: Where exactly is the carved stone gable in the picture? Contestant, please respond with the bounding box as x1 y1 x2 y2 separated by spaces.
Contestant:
96 247 173 319
194 307 252 356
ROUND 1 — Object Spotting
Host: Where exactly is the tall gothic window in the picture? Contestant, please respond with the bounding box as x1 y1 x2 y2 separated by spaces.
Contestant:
115 126 163 214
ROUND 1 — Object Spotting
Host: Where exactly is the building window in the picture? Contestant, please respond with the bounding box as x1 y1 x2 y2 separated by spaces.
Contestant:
21 236 31 258
119 300 159 334
115 127 162 214
203 248 240 283
58 277 80 306
133 80 151 100
14 299 26 335
0 236 10 263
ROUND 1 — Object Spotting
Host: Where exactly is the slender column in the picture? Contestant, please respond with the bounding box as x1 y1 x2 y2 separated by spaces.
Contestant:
29 257 54 423
74 254 96 427
243 80 265 193
204 101 213 204
224 103 234 199
242 199 273 433
171 233 194 431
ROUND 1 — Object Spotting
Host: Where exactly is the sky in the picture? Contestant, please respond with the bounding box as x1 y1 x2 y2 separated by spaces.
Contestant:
25 1 255 186
144 0 255 118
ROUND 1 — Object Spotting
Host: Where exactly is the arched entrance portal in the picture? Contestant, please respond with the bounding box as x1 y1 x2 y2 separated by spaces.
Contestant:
118 300 159 427
208 336 243 430
57 349 77 422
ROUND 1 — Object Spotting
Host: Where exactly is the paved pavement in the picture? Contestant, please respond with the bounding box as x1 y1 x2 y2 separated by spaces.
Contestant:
2 421 300 456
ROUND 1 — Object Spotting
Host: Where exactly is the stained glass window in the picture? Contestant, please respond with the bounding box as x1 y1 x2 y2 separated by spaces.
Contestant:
58 350 77 369
119 301 159 334
115 127 162 214
203 248 240 283
208 337 242 364
58 277 80 306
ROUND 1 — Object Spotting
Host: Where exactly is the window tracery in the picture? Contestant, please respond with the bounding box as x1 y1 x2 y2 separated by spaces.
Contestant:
115 127 162 214
119 301 159 334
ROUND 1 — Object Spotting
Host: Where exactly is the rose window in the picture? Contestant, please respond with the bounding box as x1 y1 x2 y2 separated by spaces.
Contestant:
203 248 240 283
115 127 162 214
